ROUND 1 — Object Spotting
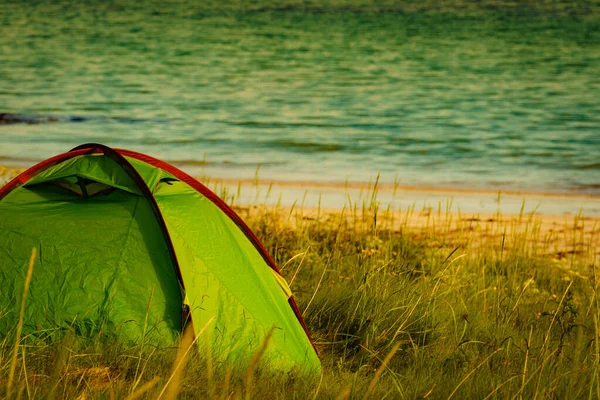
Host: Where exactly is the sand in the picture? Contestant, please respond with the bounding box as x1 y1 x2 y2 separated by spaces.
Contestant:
216 178 599 257
202 176 600 216
2 166 598 256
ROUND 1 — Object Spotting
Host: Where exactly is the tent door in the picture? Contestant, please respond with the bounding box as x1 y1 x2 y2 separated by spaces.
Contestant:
26 175 117 198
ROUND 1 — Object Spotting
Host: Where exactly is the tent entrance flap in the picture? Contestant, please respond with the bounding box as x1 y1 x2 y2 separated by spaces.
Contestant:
27 175 117 197
21 154 143 196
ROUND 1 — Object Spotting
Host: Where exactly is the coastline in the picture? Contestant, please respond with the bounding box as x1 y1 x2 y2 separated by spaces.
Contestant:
2 162 600 218
200 176 600 199
196 175 600 255
199 175 600 217
3 163 600 253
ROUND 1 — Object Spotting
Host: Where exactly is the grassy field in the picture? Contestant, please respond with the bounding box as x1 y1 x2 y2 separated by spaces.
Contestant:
1 168 599 399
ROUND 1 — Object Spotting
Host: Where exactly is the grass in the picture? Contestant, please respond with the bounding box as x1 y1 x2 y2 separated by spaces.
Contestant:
0 166 23 188
0 169 599 398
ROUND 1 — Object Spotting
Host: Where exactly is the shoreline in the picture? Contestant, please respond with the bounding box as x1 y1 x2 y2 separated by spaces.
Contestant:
200 176 600 217
2 156 598 200
2 164 599 254
2 164 600 217
201 176 600 200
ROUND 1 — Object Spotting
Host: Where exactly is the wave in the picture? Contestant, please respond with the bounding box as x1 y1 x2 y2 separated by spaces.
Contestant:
574 162 600 170
0 113 169 126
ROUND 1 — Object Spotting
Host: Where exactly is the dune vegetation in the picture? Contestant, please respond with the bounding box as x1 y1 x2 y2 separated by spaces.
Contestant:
0 169 599 399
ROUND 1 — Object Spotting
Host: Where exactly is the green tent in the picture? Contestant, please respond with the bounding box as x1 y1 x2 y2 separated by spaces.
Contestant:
0 143 320 372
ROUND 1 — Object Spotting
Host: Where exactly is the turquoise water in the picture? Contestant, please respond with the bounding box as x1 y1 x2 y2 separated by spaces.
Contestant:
1 2 599 194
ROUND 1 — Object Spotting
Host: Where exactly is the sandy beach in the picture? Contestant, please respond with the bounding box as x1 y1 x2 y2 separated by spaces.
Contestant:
2 165 598 252
194 176 599 258
204 175 600 214
204 175 599 239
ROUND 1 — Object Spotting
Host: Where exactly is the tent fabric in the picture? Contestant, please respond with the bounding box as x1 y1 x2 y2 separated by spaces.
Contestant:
0 144 320 372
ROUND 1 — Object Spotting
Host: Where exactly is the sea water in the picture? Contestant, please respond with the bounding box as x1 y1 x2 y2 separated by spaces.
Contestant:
1 2 599 194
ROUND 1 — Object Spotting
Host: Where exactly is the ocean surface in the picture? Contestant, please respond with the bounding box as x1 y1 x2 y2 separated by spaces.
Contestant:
1 2 599 194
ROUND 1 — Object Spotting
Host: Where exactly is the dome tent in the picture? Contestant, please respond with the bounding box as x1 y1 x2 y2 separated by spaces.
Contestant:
0 143 320 372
